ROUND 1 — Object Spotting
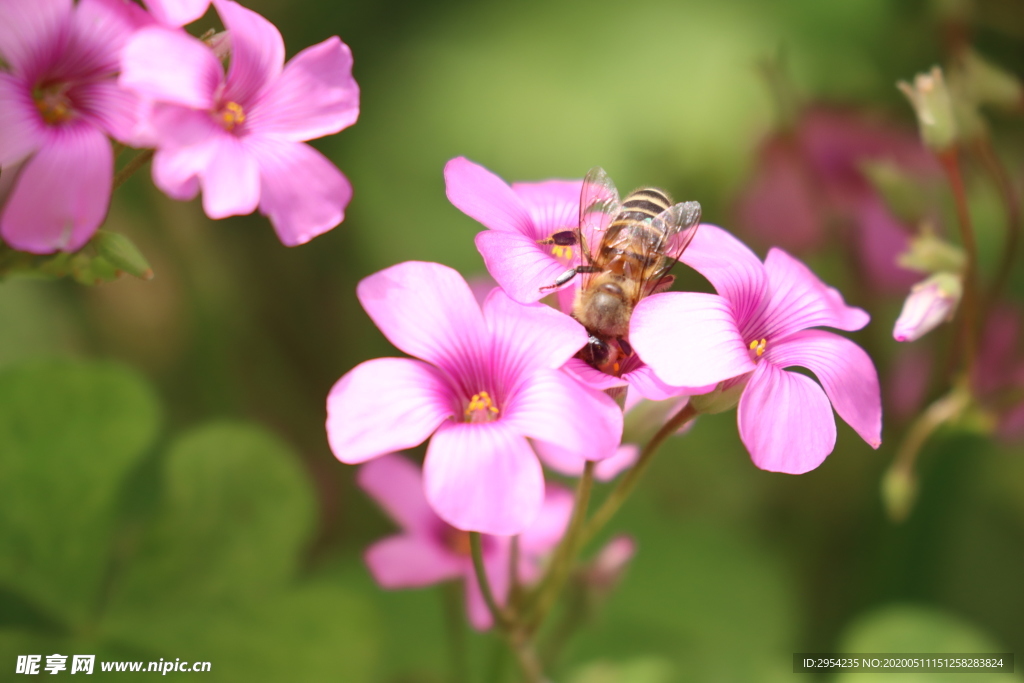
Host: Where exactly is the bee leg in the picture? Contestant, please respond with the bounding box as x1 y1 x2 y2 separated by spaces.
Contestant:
536 230 578 246
582 335 611 367
539 265 600 292
616 337 633 357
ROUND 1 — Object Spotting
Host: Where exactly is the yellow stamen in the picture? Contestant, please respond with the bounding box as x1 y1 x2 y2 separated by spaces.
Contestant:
551 245 573 260
749 338 767 357
465 391 500 419
219 101 246 130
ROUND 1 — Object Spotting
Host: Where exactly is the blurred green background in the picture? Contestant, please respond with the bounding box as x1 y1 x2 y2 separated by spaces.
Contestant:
1 0 1023 680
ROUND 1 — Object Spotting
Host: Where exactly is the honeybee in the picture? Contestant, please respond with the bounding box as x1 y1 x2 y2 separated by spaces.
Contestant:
541 168 701 375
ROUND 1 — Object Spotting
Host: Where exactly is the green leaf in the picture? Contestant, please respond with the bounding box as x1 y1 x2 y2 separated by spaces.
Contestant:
91 231 154 281
0 359 160 627
0 231 153 285
835 605 1022 683
109 422 316 611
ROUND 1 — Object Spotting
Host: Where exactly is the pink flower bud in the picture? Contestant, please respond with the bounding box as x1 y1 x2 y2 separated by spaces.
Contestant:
893 273 962 342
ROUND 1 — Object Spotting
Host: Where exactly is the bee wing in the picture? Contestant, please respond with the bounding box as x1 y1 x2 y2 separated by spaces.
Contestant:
578 167 620 271
637 200 702 298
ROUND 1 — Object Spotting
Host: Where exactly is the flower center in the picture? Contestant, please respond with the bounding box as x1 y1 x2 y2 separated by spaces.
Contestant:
444 527 472 557
33 83 74 125
748 338 767 358
217 101 246 131
464 391 500 423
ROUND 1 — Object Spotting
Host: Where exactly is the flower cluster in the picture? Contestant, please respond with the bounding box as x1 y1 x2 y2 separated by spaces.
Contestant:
0 0 358 254
326 157 883 615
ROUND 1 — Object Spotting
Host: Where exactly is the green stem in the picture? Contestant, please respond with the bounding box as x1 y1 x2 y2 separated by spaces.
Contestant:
581 403 697 547
524 461 595 633
884 381 972 520
112 149 155 191
937 148 980 375
508 534 522 608
469 532 511 630
973 138 1021 311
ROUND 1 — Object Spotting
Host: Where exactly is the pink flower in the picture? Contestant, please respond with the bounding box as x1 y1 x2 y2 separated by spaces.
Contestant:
326 261 623 535
630 225 882 473
0 0 142 253
359 454 573 630
119 0 359 246
445 157 582 310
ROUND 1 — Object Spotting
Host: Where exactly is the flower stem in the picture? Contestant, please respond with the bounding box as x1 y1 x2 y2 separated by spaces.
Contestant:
937 148 980 374
884 380 971 521
972 138 1021 311
112 149 155 191
524 461 595 634
581 403 697 547
508 534 522 608
469 532 511 630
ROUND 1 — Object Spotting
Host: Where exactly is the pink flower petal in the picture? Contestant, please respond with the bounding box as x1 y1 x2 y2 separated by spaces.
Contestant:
765 330 882 448
474 229 572 304
630 292 755 388
535 441 638 482
356 261 487 374
214 0 284 105
357 454 439 536
510 179 581 239
598 443 640 480
326 357 454 464
482 288 587 375
200 133 259 218
561 358 628 392
445 157 533 235
621 363 701 401
0 159 23 207
0 122 111 254
679 224 767 328
424 421 544 535
250 137 350 246
120 26 221 109
519 484 574 556
142 0 209 26
71 80 138 143
248 37 359 142
61 0 148 79
0 0 70 80
737 361 837 474
151 136 211 201
754 248 870 340
506 369 622 463
0 73 45 166
364 535 463 588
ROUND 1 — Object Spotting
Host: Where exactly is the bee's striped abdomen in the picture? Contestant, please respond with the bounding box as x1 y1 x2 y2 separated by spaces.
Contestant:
600 188 674 271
